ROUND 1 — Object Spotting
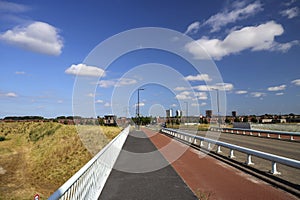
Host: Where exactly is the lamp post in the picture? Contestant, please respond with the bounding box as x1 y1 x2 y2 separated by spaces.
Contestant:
137 88 144 128
212 88 220 127
184 101 188 126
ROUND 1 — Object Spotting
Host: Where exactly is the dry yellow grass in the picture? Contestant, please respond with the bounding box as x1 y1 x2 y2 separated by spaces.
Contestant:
0 122 121 200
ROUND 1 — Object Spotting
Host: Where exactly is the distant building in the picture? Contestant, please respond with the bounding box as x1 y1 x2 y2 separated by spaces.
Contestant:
232 111 237 117
104 115 117 126
176 110 182 117
206 110 212 118
166 109 173 118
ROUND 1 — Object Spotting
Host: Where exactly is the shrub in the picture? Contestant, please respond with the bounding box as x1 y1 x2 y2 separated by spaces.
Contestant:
0 136 5 141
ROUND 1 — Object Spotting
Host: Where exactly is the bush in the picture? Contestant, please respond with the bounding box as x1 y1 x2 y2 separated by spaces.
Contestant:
0 136 5 141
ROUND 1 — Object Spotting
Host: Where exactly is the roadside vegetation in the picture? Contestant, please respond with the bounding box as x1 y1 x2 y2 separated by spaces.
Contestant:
0 122 121 200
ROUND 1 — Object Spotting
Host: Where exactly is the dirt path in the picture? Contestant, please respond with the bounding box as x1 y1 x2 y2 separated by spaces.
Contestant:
142 128 298 200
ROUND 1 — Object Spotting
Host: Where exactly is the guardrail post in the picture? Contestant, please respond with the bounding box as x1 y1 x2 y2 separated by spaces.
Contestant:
208 142 212 150
200 140 204 147
229 149 235 158
249 131 252 136
246 154 254 165
290 135 294 141
278 134 281 139
271 161 281 175
236 130 239 134
267 133 270 138
258 132 261 137
217 146 222 153
243 131 246 135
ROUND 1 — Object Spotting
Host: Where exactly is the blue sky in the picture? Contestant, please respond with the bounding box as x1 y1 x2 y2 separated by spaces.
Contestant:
0 0 299 118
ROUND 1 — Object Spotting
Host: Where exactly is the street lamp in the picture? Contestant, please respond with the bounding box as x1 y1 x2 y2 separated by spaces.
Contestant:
137 88 144 128
212 88 220 127
184 101 188 125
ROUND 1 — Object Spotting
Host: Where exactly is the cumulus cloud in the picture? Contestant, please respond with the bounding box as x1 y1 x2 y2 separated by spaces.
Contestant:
15 71 26 75
184 74 212 82
96 99 104 104
184 21 200 35
195 92 208 100
98 78 137 88
193 83 234 91
251 92 265 98
185 21 299 60
65 63 105 77
203 1 263 32
5 92 18 97
268 84 286 91
280 7 299 19
174 86 189 91
175 91 192 100
0 21 63 55
236 90 248 94
291 79 300 86
0 1 29 13
276 92 284 96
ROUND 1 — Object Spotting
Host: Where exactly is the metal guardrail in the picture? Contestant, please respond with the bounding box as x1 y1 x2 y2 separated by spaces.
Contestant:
161 128 300 175
48 125 130 200
209 127 300 141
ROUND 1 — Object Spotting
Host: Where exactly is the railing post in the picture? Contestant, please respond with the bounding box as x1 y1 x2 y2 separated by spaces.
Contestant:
246 154 254 165
229 149 235 158
267 133 270 138
271 161 281 175
278 134 281 139
290 135 294 141
200 140 204 147
217 146 222 153
258 132 261 137
208 142 212 150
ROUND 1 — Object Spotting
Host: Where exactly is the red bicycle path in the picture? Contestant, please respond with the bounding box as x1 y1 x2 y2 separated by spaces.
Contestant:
142 128 298 200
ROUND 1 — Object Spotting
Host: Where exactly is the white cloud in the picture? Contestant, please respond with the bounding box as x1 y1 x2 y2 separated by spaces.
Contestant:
6 92 17 97
0 21 63 55
57 100 63 103
191 103 199 107
0 1 29 13
203 1 263 32
235 90 248 94
195 92 208 100
98 80 115 88
98 78 136 88
87 93 95 98
133 102 145 107
15 71 25 75
200 102 207 106
174 86 189 91
251 92 265 98
116 78 137 87
184 21 200 35
276 92 284 96
280 7 299 19
170 103 177 107
268 84 286 91
175 91 192 100
65 63 105 77
291 79 300 86
96 99 104 104
185 21 299 60
184 74 212 82
193 83 234 91
104 102 111 107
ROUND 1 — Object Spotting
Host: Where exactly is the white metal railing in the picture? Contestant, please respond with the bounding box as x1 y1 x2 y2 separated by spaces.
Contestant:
209 127 300 141
161 128 300 175
48 125 130 200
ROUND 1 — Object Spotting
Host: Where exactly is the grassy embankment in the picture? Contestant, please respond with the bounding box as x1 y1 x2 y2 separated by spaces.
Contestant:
0 122 121 200
166 124 211 131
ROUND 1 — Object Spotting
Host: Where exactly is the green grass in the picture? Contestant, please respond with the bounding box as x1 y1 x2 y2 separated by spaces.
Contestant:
0 122 121 199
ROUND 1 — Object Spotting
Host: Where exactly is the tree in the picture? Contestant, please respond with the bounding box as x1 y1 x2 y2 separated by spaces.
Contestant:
225 118 231 124
243 116 248 122
234 117 240 122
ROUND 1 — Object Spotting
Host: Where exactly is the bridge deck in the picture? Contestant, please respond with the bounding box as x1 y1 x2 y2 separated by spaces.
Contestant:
99 130 197 200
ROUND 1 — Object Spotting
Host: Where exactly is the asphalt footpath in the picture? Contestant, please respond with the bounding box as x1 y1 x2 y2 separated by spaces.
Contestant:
99 130 197 200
